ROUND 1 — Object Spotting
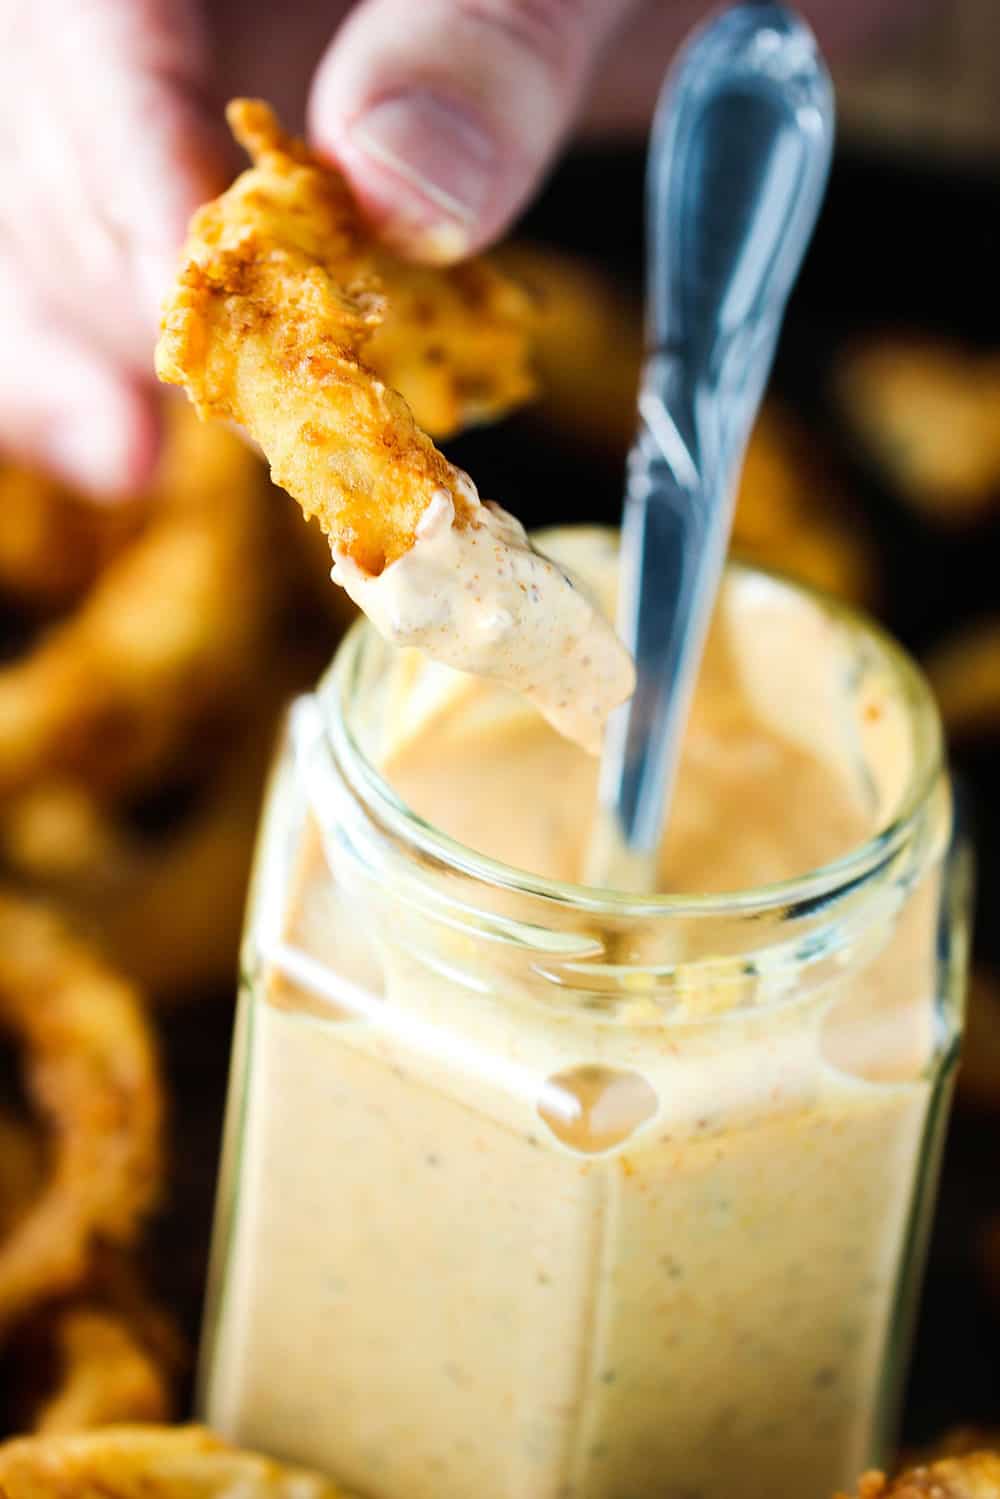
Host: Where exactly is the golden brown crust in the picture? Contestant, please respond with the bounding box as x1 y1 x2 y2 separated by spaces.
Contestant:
0 894 162 1333
838 1454 1000 1499
156 99 534 575
0 1425 350 1499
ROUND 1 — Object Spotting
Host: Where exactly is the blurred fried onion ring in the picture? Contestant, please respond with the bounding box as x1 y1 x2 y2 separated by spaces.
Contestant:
0 893 161 1332
494 242 641 456
0 707 279 1001
834 338 1000 523
0 468 145 613
156 99 534 576
6 1246 185 1435
23 1306 171 1434
733 407 879 606
0 404 269 798
0 1107 45 1240
924 617 1000 742
0 1426 351 1499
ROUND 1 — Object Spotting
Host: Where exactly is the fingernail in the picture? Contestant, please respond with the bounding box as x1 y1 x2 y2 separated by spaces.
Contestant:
348 91 496 248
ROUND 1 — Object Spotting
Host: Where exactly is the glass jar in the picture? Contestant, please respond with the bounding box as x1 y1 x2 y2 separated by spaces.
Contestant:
200 555 969 1499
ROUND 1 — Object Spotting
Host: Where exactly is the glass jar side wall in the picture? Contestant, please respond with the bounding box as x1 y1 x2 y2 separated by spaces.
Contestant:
198 717 966 1499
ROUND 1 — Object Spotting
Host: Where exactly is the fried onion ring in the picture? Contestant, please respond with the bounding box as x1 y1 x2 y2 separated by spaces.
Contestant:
0 404 270 798
15 1249 186 1436
494 242 641 456
156 99 534 574
156 101 634 752
21 1305 172 1434
0 678 294 1001
0 894 161 1332
0 769 255 1001
733 407 880 606
834 338 1000 523
0 1425 350 1499
839 1453 1000 1499
0 469 145 613
9 1249 183 1434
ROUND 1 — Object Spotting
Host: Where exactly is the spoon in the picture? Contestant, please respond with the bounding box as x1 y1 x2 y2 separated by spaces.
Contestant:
588 0 835 892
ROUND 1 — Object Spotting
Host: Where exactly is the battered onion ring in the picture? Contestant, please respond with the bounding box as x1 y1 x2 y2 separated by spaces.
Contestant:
1 1241 183 1435
21 1305 172 1434
495 242 642 456
0 466 145 612
0 674 298 1001
0 893 161 1332
0 1426 351 1499
834 338 1000 523
0 1107 45 1241
839 1453 1000 1499
0 403 270 798
733 408 880 607
157 102 634 753
157 99 535 576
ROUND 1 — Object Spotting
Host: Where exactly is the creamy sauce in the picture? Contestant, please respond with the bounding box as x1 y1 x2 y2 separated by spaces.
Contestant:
330 479 635 754
201 534 950 1499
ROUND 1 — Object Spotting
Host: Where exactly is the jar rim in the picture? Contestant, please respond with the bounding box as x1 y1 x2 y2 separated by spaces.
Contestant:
321 560 946 920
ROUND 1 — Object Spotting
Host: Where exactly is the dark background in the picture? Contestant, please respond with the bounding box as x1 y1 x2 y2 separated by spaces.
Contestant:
162 137 1000 1445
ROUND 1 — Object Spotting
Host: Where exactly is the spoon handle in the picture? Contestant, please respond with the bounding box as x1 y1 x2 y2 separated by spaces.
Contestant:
594 2 834 889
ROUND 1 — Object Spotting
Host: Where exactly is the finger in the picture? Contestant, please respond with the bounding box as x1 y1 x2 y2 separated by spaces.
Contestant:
308 0 639 261
0 2 229 371
0 257 159 499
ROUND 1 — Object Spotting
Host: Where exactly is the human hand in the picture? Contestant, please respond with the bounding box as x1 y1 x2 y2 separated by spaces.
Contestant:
0 0 910 495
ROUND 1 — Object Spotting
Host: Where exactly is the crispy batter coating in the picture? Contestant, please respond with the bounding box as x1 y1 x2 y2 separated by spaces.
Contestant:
841 1453 1000 1499
0 405 270 798
0 1426 350 1499
157 99 535 576
0 894 161 1333
835 338 1000 522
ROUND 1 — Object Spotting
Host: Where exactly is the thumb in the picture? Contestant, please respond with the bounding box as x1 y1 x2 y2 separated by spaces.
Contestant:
308 0 637 261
